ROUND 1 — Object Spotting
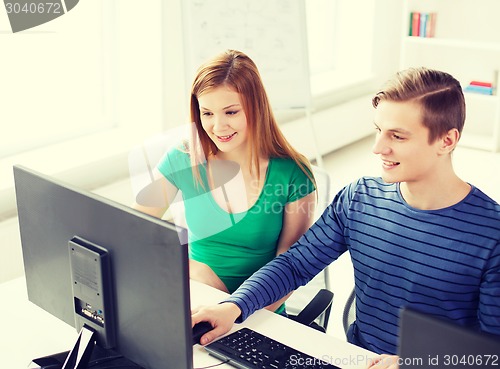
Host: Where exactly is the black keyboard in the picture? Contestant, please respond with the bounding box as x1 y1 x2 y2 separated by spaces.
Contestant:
204 327 340 369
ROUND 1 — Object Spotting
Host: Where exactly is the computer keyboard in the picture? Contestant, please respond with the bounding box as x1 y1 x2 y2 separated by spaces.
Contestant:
204 327 340 369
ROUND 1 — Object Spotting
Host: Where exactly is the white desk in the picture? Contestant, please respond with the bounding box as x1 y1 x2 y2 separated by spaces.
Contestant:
1 277 376 369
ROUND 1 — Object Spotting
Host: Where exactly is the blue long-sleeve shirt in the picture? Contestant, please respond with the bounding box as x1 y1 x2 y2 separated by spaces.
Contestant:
226 177 500 354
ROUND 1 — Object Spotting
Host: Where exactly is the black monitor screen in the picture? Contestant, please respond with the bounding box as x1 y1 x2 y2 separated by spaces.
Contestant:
398 307 500 368
14 165 192 369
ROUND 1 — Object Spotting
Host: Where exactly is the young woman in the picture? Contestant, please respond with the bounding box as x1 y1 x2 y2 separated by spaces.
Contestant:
134 50 316 313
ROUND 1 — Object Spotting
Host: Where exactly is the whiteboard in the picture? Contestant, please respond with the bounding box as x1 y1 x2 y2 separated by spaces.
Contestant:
182 0 311 110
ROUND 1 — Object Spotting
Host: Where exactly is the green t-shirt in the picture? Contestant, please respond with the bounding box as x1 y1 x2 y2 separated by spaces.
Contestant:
157 148 315 296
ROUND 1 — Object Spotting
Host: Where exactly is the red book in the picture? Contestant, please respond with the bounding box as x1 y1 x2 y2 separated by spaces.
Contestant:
412 12 420 36
470 80 493 88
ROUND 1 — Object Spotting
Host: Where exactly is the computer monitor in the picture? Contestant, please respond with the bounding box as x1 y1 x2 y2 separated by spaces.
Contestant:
398 307 500 368
13 165 192 369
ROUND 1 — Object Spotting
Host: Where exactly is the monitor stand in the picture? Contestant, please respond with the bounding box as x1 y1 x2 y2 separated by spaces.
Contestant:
28 326 143 369
61 325 95 369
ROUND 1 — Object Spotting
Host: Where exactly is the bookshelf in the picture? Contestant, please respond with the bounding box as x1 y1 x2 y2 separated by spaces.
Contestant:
400 0 500 152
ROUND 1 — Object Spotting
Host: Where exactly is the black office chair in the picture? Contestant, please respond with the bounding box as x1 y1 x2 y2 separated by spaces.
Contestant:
342 287 356 336
288 288 334 333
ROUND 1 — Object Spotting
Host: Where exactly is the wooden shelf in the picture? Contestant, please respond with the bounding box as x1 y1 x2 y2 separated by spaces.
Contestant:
404 36 500 52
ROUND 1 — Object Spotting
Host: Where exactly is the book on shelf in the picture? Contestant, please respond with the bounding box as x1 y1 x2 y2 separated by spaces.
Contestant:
464 83 494 96
426 13 436 38
470 81 493 88
419 13 427 37
411 12 420 37
409 12 436 38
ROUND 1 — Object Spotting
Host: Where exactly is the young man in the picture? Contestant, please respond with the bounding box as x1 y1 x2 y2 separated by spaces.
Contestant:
191 67 500 368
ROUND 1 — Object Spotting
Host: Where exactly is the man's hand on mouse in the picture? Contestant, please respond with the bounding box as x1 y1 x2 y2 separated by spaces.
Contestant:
191 302 242 345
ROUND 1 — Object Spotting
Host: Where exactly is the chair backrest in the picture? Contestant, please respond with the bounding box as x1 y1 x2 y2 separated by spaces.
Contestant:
285 165 333 329
311 165 332 221
342 287 356 335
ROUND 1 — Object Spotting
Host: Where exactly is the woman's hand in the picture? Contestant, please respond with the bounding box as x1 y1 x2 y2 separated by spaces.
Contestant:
191 302 242 345
189 259 229 293
366 354 399 369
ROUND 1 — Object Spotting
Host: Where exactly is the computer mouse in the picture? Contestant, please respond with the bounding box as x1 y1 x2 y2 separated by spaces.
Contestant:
192 321 213 345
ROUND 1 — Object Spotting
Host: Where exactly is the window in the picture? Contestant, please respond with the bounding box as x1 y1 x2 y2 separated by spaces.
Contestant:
0 1 114 158
0 0 164 200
